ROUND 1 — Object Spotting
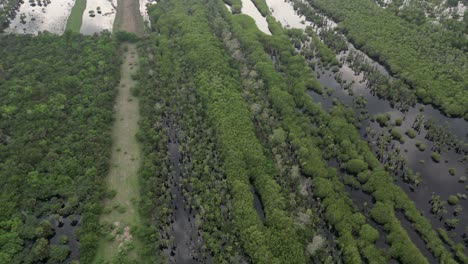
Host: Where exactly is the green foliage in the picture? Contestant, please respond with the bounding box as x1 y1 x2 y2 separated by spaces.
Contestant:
30 238 50 262
271 128 287 145
0 0 21 32
431 152 441 163
415 141 426 151
307 0 468 118
251 0 269 16
394 118 403 126
223 8 457 261
49 245 70 263
114 31 140 43
447 195 459 205
0 33 120 262
319 29 348 52
448 168 456 176
224 0 242 13
345 159 368 175
390 128 404 143
309 33 339 67
145 1 306 262
223 9 384 263
65 0 87 32
406 128 416 139
359 224 379 243
374 113 389 127
35 221 55 239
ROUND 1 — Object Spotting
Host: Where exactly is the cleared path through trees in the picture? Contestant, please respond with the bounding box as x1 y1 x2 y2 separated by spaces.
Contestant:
94 44 143 263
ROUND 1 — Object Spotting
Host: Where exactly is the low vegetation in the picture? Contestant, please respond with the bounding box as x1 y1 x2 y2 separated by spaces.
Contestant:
65 0 87 33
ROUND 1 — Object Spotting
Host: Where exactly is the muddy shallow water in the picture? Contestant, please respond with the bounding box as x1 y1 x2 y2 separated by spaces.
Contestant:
6 0 74 34
80 0 116 34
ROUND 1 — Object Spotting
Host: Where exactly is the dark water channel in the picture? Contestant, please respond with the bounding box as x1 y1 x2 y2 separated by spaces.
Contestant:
250 185 265 221
164 115 207 264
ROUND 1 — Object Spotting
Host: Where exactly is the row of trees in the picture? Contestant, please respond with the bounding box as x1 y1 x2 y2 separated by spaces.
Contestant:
219 6 387 263
210 1 341 261
135 26 246 263
141 1 307 262
345 50 418 112
385 0 468 41
306 0 468 118
220 3 464 263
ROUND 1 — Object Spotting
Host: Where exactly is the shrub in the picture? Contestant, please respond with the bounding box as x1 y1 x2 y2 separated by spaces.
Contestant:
345 159 368 175
394 118 403 126
390 128 404 143
448 168 455 176
431 152 441 163
415 141 426 151
406 128 416 138
447 195 458 205
115 31 139 43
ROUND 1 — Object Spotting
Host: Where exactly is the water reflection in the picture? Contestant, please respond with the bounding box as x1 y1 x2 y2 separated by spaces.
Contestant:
240 0 271 35
139 0 155 26
266 0 307 29
6 0 74 34
80 0 116 35
265 0 336 29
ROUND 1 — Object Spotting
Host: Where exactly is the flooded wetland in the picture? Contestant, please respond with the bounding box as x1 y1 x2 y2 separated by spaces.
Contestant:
1 0 466 262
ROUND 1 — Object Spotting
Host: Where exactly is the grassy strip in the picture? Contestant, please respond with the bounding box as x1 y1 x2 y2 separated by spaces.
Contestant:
93 44 143 263
65 0 86 33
